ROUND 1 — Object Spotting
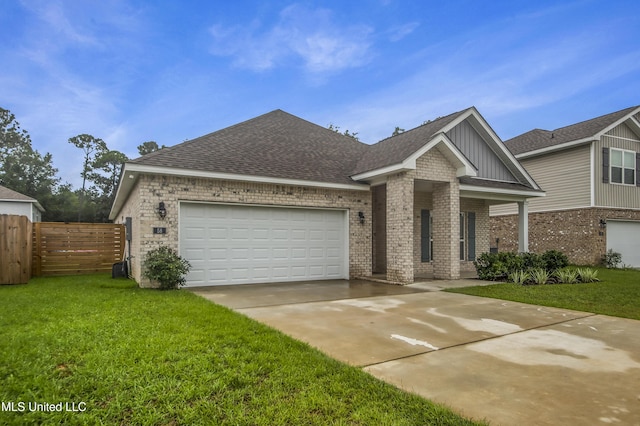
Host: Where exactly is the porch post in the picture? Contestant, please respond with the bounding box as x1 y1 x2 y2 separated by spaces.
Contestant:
518 200 529 253
386 172 414 283
432 182 460 279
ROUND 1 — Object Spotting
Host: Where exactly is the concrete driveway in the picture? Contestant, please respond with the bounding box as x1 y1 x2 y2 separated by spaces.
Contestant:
190 280 640 425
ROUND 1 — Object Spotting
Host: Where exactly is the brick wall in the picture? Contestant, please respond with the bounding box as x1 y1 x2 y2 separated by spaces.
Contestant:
490 207 640 265
386 172 414 283
115 174 372 287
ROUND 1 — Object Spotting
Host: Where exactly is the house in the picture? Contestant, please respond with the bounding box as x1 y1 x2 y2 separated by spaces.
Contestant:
491 105 640 267
109 107 543 287
0 185 44 222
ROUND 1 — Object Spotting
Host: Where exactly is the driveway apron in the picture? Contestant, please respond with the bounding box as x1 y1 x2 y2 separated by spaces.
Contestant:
190 281 640 426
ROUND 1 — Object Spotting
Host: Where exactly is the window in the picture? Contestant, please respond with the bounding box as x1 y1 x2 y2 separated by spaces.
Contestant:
460 213 465 260
421 210 475 262
610 148 636 185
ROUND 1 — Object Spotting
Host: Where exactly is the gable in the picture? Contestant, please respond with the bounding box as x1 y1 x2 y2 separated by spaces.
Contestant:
606 122 640 141
447 120 518 182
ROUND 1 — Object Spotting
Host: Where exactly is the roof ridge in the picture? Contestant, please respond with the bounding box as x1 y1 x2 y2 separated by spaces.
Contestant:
551 105 639 132
374 107 472 145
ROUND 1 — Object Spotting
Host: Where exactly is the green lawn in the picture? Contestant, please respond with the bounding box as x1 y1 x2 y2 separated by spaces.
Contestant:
448 267 640 320
0 275 481 425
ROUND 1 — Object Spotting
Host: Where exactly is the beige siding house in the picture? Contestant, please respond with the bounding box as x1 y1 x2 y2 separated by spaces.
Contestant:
110 107 542 287
491 105 640 266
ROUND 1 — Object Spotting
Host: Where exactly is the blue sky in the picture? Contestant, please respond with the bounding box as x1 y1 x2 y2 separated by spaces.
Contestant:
2 0 639 188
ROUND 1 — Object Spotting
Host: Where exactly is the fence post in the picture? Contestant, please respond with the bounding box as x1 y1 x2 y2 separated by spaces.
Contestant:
32 222 42 277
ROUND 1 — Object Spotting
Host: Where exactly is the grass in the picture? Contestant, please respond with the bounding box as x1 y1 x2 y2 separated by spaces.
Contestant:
0 275 481 425
448 267 640 320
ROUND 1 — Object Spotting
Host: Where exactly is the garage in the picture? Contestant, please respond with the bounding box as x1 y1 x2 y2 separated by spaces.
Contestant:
606 220 640 268
179 202 348 287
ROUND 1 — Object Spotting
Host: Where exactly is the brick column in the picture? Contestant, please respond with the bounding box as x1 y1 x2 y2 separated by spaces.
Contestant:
433 181 460 279
386 172 414 283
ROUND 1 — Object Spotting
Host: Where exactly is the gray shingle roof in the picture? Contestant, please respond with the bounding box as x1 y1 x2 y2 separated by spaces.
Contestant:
132 109 369 185
352 109 469 175
0 185 37 202
505 106 640 155
130 107 540 193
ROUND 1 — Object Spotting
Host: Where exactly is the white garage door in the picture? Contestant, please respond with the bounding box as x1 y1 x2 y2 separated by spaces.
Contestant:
179 203 348 286
607 221 640 268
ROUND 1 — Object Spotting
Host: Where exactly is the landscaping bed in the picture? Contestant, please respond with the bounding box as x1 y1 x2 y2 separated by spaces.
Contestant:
0 275 480 425
447 267 640 320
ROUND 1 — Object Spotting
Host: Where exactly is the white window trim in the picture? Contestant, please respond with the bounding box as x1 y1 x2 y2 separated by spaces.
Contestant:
460 212 466 261
609 148 636 186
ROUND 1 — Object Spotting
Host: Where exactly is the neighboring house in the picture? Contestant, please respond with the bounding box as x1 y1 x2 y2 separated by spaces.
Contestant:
0 185 44 222
110 107 543 287
491 105 640 267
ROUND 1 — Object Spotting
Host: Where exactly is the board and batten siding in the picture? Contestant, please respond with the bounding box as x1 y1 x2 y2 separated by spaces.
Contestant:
490 145 591 216
447 120 518 182
595 123 640 209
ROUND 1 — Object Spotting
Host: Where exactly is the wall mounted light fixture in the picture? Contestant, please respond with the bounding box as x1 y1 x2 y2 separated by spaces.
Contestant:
358 211 365 224
156 202 167 219
599 219 606 228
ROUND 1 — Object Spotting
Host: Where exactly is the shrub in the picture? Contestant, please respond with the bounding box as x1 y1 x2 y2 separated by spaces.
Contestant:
602 249 622 269
529 268 550 285
508 270 530 285
555 268 579 284
474 252 523 281
143 246 191 290
542 250 569 272
521 252 545 271
576 267 599 283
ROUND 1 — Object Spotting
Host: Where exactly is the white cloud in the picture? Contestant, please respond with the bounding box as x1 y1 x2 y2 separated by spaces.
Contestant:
209 4 373 73
387 22 419 42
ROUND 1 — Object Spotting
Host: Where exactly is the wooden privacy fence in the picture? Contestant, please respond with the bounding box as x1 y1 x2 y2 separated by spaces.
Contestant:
33 222 125 276
1 215 32 285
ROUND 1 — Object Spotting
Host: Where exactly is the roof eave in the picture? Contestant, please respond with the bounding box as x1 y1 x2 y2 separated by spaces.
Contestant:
351 133 478 182
460 184 545 201
515 137 595 159
109 163 371 220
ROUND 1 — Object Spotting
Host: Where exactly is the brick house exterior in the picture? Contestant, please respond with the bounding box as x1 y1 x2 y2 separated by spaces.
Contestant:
491 106 640 267
110 108 542 287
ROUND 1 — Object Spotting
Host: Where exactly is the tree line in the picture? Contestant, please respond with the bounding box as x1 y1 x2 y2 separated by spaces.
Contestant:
0 107 162 223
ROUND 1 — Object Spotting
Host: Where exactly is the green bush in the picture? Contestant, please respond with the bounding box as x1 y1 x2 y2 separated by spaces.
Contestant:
602 249 622 269
143 246 191 290
474 252 523 281
542 250 569 272
555 268 579 284
576 267 599 283
508 270 530 285
529 268 551 285
521 252 545 271
474 249 571 282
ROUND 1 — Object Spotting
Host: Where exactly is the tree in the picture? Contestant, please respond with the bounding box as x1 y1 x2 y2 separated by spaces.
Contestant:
391 126 405 136
0 107 60 209
327 124 360 141
43 184 80 222
137 141 165 156
87 149 128 222
0 108 32 162
68 134 107 221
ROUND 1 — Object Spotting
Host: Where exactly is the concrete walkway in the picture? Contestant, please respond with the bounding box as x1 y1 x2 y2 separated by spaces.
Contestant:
190 280 640 425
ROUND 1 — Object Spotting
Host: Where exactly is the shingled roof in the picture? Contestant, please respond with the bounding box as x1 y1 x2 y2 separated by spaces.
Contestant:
132 110 369 186
0 185 44 211
0 185 37 202
352 109 469 175
505 106 640 156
